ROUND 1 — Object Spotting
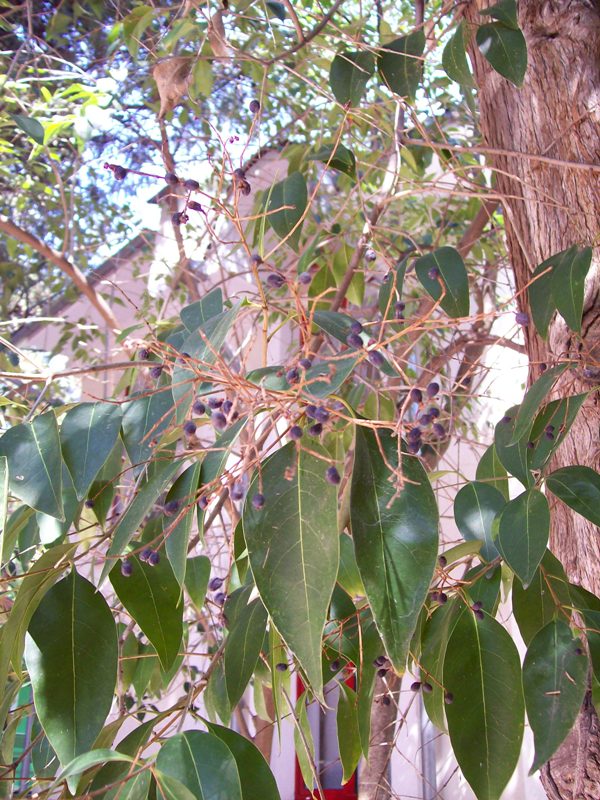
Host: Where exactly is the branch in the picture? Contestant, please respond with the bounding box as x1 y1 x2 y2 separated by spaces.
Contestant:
267 0 345 64
0 216 121 333
281 0 304 42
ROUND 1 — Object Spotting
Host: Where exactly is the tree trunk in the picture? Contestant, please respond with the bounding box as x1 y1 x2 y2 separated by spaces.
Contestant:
465 1 600 797
358 674 400 800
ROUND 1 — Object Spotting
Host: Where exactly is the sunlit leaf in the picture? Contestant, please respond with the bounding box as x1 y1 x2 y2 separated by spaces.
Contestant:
329 51 374 106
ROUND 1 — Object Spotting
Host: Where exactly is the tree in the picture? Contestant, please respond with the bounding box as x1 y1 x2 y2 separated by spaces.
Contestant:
0 2 599 800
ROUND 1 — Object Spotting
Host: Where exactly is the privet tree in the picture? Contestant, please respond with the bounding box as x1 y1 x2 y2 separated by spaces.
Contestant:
0 2 599 799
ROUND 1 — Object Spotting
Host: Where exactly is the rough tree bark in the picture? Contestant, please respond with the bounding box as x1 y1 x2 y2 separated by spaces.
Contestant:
465 2 600 798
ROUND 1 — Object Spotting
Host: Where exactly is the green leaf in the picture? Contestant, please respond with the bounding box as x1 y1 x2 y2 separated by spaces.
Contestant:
11 113 45 144
122 388 174 469
206 723 281 800
243 442 339 698
453 481 504 562
100 459 180 584
350 427 438 673
510 363 572 444
89 440 123 525
337 683 361 784
464 564 502 616
497 489 549 587
528 393 587 470
550 246 593 333
25 571 118 783
303 356 358 399
184 556 210 612
528 256 557 339
110 555 183 671
267 172 308 251
512 550 571 645
476 444 509 499
329 51 375 106
164 463 202 586
312 310 357 344
224 597 268 707
0 457 7 555
444 611 524 800
91 717 160 799
31 718 59 780
414 247 469 318
266 1 286 22
202 416 248 484
308 144 356 180
377 31 425 99
156 731 242 800
60 402 122 500
294 691 316 790
180 287 223 332
442 21 474 87
546 466 600 527
103 770 151 800
0 411 64 520
524 620 588 774
48 749 133 793
476 23 527 87
36 462 80 544
155 771 199 800
494 407 533 487
479 0 519 29
337 533 365 597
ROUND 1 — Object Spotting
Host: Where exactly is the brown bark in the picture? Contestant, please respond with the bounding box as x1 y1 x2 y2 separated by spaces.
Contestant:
358 674 400 800
465 2 600 797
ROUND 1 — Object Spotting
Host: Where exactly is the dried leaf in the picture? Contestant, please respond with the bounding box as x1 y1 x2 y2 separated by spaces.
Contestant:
153 57 193 119
208 10 230 59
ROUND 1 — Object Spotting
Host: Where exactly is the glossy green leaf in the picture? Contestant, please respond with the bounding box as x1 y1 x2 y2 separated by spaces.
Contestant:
267 171 308 251
497 490 549 587
464 565 502 616
91 716 157 799
546 466 600 527
164 463 202 586
25 571 118 780
550 246 592 333
512 550 571 645
524 620 588 772
304 356 359 398
569 585 600 683
308 144 356 180
155 771 198 800
476 444 509 499
0 457 7 555
103 770 151 800
528 256 557 339
224 597 268 707
185 555 210 611
442 21 474 87
36 462 79 545
206 723 281 800
156 731 242 800
444 611 524 800
378 31 425 99
337 682 361 784
60 402 122 500
122 388 174 469
494 407 533 487
110 554 182 671
202 416 248 484
479 0 519 29
266 1 286 22
329 51 375 106
529 393 587 470
415 247 469 318
294 691 316 790
243 441 338 698
31 718 59 779
180 287 223 332
48 749 133 793
476 23 527 87
0 411 64 520
12 113 45 144
510 363 572 444
337 533 365 597
351 427 438 674
454 481 504 562
89 440 123 525
100 459 180 584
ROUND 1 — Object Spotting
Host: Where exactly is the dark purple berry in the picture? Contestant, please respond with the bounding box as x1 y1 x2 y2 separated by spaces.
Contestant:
298 271 312 285
474 608 485 621
138 348 151 360
231 482 245 501
266 273 285 289
222 400 233 415
249 99 261 113
365 249 377 262
438 554 447 567
209 577 224 591
422 682 433 694
208 397 223 409
368 350 385 368
325 466 341 485
427 267 440 281
251 253 263 265
526 441 535 449
252 493 266 510
286 368 300 384
171 211 189 225
330 659 341 672
165 172 179 185
314 407 330 423
515 311 530 326
382 695 391 705
140 548 152 562
428 406 440 418
408 426 422 441
121 559 133 577
394 301 406 314
308 422 323 436
275 662 288 672
233 168 245 180
148 550 160 566
164 499 180 516
377 667 388 677
183 420 197 436
239 180 251 196
472 600 483 611
545 424 555 433
410 681 421 692
500 415 512 424
149 365 163 379
575 646 584 656
409 388 423 404
444 691 454 705
426 382 440 398
545 430 555 440
433 423 446 437
84 498 95 508
373 655 387 667
346 333 363 349
540 363 547 372
305 404 318 419
419 414 432 426
289 425 303 440
299 358 312 370
193 400 206 415
112 165 128 180
407 441 420 455
212 412 227 430
350 320 363 335
214 592 226 605
188 201 203 212
438 592 448 604
198 496 209 510
183 178 200 191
